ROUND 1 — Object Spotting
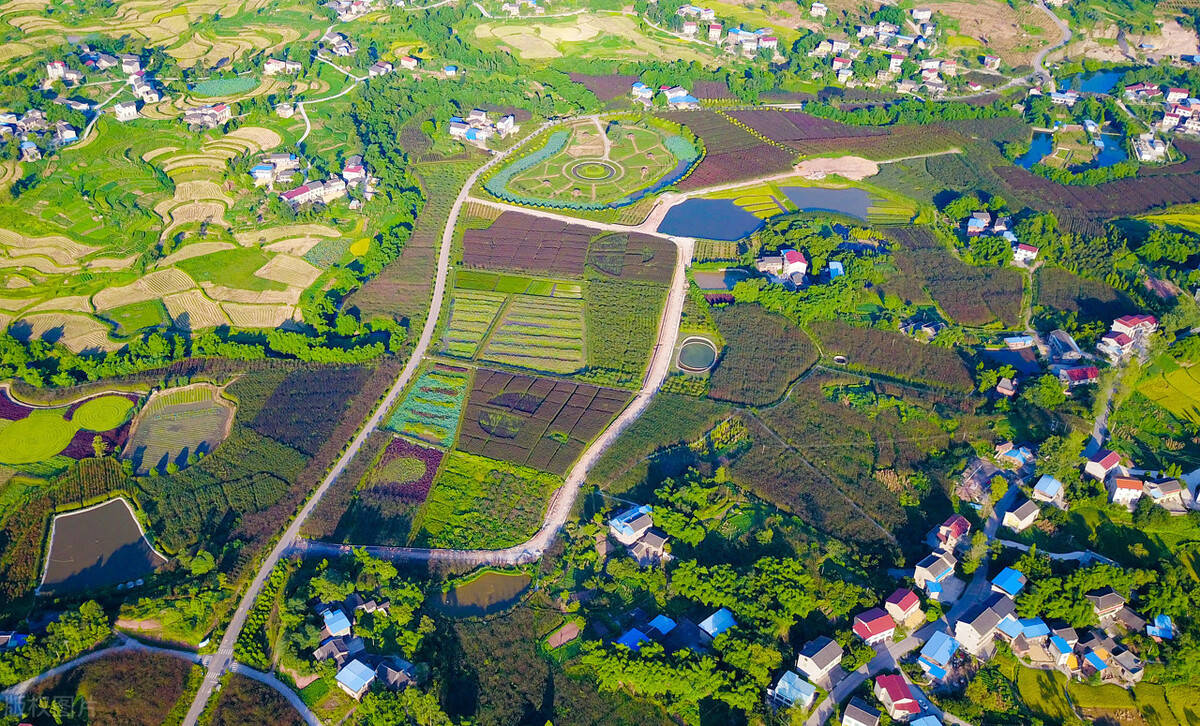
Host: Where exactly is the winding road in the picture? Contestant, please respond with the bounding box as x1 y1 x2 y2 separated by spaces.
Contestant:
1032 1 1072 89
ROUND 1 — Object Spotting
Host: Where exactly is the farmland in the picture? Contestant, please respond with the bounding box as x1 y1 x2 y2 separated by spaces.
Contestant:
0 390 135 468
481 295 587 374
366 436 443 503
486 117 699 208
585 279 669 385
707 304 819 406
1138 364 1200 424
385 365 473 448
246 366 372 457
461 211 593 275
122 383 234 475
29 650 197 726
1035 266 1139 325
586 233 675 284
809 319 975 392
662 110 797 191
457 368 631 475
415 450 561 549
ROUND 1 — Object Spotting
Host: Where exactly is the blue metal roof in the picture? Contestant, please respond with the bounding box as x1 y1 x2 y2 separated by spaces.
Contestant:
773 671 816 706
919 630 959 668
699 608 736 638
1049 635 1071 655
648 615 676 635
1034 475 1063 498
1147 614 1174 639
616 628 648 651
1020 617 1050 638
323 608 351 636
991 567 1027 597
336 659 375 693
1084 651 1107 670
910 717 942 726
829 260 844 278
997 615 1022 639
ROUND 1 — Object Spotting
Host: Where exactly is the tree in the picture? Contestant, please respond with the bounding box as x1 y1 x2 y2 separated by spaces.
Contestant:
989 475 1009 504
91 434 107 458
1025 374 1067 410
961 531 989 575
189 550 216 577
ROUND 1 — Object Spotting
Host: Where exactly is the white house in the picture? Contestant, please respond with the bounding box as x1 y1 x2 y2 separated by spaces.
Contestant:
120 54 141 74
911 8 932 21
810 2 828 18
1003 499 1040 533
113 101 139 122
795 636 843 683
1085 449 1122 481
1013 243 1039 263
1109 476 1144 510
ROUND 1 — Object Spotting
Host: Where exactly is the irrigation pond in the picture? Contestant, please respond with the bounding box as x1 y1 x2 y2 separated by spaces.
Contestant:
39 497 166 595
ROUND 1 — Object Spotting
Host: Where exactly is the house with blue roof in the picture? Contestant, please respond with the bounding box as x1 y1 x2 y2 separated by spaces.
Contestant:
1032 474 1066 507
1147 614 1174 640
322 607 352 638
910 716 942 726
616 628 649 652
335 658 376 700
768 670 816 709
914 550 956 601
443 65 458 76
828 260 844 280
1019 617 1050 639
918 630 959 680
699 608 736 639
1083 649 1107 671
609 505 654 545
991 567 1027 598
631 81 653 101
1048 635 1073 667
648 614 676 637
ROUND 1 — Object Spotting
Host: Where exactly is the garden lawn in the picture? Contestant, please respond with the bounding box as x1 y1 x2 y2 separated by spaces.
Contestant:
71 396 135 431
416 451 561 549
0 410 78 464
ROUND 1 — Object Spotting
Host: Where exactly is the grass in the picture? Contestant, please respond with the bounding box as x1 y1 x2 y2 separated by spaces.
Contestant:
415 450 561 549
1140 203 1200 235
1015 667 1077 724
174 247 288 292
101 300 170 337
0 410 79 464
71 395 135 431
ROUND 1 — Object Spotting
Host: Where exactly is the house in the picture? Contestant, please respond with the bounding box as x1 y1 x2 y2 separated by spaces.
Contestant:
629 529 670 565
996 377 1017 398
768 670 817 709
756 255 783 275
1048 634 1074 667
1134 133 1167 162
1085 449 1122 481
1058 366 1099 387
1050 90 1079 106
668 93 700 110
955 599 1003 656
682 20 698 37
647 614 676 639
832 56 852 72
1112 314 1158 337
120 54 141 74
1032 475 1066 506
1109 476 1144 509
443 65 458 77
95 53 119 70
264 57 302 75
616 628 649 651
991 567 1028 598
966 212 989 236
250 164 277 186
335 659 376 700
888 54 905 74
1166 87 1189 104
631 81 654 101
852 608 896 646
983 54 1001 70
699 608 737 639
1013 243 1039 263
1146 478 1186 512
781 249 807 277
322 608 353 637
828 260 845 280
1110 649 1145 684
1098 331 1134 360
911 8 932 21
708 23 723 41
842 698 881 726
884 588 923 627
810 2 828 18
183 103 231 129
937 514 970 549
609 505 653 545
113 101 139 122
313 635 365 666
1115 606 1146 633
46 60 67 80
1147 614 1174 640
914 550 956 601
1086 587 1126 623
874 674 919 720
760 36 778 50
368 61 393 77
795 636 843 683
1003 500 1040 533
918 630 959 679
375 659 417 690
1124 82 1161 100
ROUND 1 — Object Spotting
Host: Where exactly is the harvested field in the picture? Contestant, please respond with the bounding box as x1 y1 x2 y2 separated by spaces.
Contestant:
25 295 94 315
123 383 235 475
94 269 198 310
233 223 341 246
13 312 120 352
457 369 631 475
253 253 322 288
0 228 99 264
163 289 230 330
201 283 301 305
462 211 592 276
40 497 166 595
221 302 293 328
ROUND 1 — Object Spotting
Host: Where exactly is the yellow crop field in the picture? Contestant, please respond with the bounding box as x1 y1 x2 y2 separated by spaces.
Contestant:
221 301 294 328
93 269 197 310
163 289 230 329
252 254 323 288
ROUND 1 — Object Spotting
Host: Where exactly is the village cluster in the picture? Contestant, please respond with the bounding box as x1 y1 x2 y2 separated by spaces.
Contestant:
256 153 378 210
311 596 418 700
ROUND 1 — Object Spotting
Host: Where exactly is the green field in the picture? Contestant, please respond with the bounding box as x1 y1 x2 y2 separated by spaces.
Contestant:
456 270 583 298
71 396 135 431
442 289 508 358
123 385 234 474
174 247 288 292
0 394 134 465
480 295 586 374
101 300 171 336
1140 203 1200 235
1015 667 1076 724
415 450 561 549
190 76 260 97
385 366 473 448
1138 364 1200 423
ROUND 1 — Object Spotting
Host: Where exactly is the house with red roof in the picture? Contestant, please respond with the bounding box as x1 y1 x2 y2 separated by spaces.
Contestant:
937 514 970 549
1110 476 1144 509
884 588 923 627
874 674 919 719
853 608 896 646
1057 366 1099 387
1166 87 1189 104
781 249 808 277
1112 314 1158 337
1085 449 1122 482
1013 243 1039 264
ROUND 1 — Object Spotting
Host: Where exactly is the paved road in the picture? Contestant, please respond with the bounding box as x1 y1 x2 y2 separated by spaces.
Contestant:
178 126 543 726
995 539 1114 565
1032 1 1072 89
1084 367 1121 458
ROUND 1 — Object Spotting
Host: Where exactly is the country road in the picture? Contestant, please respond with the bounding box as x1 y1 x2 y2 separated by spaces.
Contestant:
1032 1 1072 89
177 124 547 726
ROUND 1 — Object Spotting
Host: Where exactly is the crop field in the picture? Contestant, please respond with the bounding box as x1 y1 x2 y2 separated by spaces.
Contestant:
0 391 136 467
455 270 585 298
462 211 593 275
385 365 473 448
1140 203 1200 235
122 384 235 474
788 124 967 161
481 295 587 374
458 369 631 475
470 12 713 63
443 289 509 358
662 110 797 191
809 319 975 392
247 367 372 456
1036 266 1139 324
729 110 888 143
40 497 166 595
586 233 675 284
1139 366 1200 424
585 279 668 383
28 651 196 726
366 436 443 502
889 226 1023 327
415 450 562 549
489 117 698 207
707 305 818 406
568 73 640 101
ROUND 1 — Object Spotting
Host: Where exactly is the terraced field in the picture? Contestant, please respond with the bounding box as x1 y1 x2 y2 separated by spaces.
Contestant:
122 384 235 474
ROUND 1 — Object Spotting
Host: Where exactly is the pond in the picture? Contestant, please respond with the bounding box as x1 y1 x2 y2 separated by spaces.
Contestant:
39 498 166 595
190 76 259 97
1060 69 1124 94
677 337 718 373
779 186 871 221
1014 131 1128 171
692 268 751 290
657 199 764 240
435 571 531 617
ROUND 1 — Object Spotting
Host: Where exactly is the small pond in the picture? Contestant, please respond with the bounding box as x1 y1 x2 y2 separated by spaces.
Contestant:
1014 132 1055 169
692 268 751 290
435 571 531 617
779 186 871 221
1060 69 1124 94
190 76 259 97
657 199 764 240
40 498 166 595
1014 131 1128 171
677 337 718 373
